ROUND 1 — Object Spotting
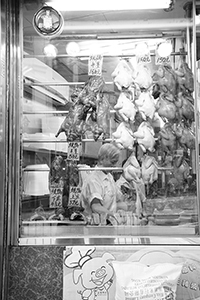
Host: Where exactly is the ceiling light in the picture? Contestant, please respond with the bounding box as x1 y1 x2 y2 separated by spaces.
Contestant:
66 42 80 56
45 0 172 11
157 41 173 57
43 44 58 58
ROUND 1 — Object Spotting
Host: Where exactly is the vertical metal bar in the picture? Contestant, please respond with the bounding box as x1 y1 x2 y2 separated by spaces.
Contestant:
192 0 200 234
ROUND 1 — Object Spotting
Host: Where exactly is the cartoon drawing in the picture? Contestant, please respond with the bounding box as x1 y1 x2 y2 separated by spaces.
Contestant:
64 246 115 300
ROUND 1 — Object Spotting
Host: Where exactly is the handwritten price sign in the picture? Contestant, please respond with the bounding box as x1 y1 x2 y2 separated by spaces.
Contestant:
155 51 171 65
49 182 63 208
136 54 151 64
68 186 81 207
67 142 81 161
88 55 103 76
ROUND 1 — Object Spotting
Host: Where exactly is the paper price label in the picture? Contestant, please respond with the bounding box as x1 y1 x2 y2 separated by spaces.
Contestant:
49 182 63 208
68 186 81 207
136 54 151 64
67 142 81 161
155 53 171 65
88 54 103 76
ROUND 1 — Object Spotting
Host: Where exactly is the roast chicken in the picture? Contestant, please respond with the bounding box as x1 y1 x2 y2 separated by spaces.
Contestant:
152 65 178 95
114 92 137 123
135 91 156 120
167 154 191 194
111 59 134 90
175 92 194 122
133 64 153 90
175 123 195 150
141 155 158 185
123 153 141 182
122 152 146 216
176 61 194 93
156 93 177 121
133 121 155 152
112 122 135 150
158 123 177 154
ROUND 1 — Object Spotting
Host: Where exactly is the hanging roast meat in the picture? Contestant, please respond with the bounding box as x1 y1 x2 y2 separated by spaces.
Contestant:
133 121 155 152
112 122 135 150
55 104 85 141
111 59 135 90
55 76 105 141
174 123 195 150
175 92 194 123
176 61 194 93
167 154 190 194
92 92 110 141
152 65 178 96
158 123 177 154
133 64 153 90
155 93 177 121
135 91 156 120
114 92 137 123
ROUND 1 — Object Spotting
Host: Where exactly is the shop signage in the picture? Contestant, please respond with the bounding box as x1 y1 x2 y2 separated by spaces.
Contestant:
33 6 64 38
88 55 103 76
67 142 81 161
155 51 171 65
49 181 63 208
68 186 81 207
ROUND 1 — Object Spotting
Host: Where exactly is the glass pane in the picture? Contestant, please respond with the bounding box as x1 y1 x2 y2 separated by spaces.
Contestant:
20 0 199 243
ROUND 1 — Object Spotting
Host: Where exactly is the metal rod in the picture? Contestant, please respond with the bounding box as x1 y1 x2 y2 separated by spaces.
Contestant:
192 0 200 235
24 81 114 86
23 51 187 60
23 110 116 114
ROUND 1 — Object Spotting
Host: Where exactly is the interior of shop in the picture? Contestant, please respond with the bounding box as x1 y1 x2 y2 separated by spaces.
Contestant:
19 0 200 242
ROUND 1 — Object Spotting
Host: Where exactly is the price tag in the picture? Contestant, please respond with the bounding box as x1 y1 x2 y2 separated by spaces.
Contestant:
155 52 171 65
68 186 81 207
67 142 81 161
88 54 103 76
49 182 63 208
136 54 151 64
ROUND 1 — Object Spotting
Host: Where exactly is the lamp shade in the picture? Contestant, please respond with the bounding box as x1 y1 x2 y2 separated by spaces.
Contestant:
23 164 50 196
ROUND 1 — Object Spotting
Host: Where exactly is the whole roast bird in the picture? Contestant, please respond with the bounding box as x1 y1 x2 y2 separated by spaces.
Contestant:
55 76 105 141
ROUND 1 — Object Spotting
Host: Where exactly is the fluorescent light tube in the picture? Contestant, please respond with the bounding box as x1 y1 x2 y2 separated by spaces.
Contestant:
45 0 171 11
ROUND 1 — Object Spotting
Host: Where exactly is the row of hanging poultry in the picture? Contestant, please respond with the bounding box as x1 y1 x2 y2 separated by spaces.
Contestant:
111 58 195 196
55 56 195 196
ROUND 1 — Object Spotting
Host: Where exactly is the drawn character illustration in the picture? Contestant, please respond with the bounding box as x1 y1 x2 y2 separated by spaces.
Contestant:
64 246 115 300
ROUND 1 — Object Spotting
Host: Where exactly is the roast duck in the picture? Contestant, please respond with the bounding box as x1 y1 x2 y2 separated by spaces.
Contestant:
112 122 135 150
55 76 108 141
87 92 111 141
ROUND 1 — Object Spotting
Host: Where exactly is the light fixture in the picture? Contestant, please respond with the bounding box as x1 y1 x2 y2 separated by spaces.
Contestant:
157 41 173 57
43 44 58 58
66 42 80 56
45 0 173 11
